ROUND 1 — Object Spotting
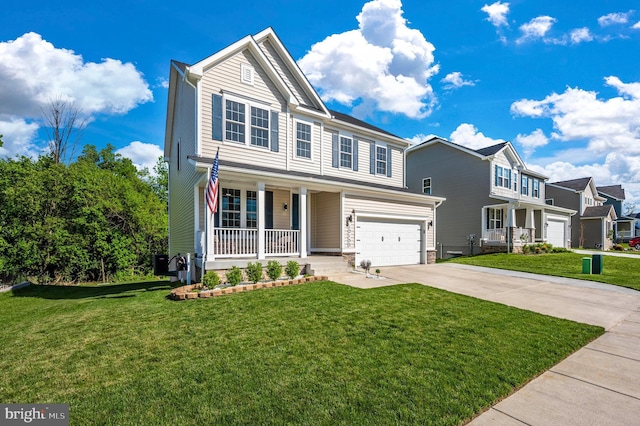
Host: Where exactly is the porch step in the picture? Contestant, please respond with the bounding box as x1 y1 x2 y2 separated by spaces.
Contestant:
306 256 353 276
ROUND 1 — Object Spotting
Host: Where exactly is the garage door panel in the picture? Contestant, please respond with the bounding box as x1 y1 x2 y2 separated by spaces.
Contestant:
356 219 422 267
547 219 566 248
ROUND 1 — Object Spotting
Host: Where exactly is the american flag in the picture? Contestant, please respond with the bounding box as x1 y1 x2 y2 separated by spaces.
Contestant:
206 150 219 214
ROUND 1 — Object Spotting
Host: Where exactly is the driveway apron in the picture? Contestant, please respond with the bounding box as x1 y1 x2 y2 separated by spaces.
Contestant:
329 263 640 425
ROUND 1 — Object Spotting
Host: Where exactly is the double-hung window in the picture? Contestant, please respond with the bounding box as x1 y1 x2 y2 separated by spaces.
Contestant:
423 177 432 195
221 188 241 228
250 106 269 147
225 100 245 143
494 165 511 189
296 122 311 158
487 208 503 229
532 179 540 198
340 137 352 168
521 176 529 196
375 146 387 175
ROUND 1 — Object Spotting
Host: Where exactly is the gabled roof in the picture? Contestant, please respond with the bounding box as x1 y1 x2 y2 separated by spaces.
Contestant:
329 109 400 139
597 184 625 201
550 177 592 191
407 136 547 179
475 142 509 157
582 205 617 220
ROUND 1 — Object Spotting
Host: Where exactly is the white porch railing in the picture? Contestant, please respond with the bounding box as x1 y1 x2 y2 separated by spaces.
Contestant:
209 228 300 258
265 230 300 256
484 228 532 243
617 230 634 239
211 228 257 257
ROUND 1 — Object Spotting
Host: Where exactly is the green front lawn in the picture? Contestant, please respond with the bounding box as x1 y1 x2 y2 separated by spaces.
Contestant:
0 281 602 425
449 252 640 291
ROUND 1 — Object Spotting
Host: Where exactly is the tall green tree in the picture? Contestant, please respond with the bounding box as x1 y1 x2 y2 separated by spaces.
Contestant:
0 145 168 284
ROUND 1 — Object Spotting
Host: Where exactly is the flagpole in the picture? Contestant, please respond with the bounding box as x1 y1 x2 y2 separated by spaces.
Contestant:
203 148 220 281
203 164 211 283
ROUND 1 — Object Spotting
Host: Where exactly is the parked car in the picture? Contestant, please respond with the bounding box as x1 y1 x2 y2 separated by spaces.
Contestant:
629 236 640 250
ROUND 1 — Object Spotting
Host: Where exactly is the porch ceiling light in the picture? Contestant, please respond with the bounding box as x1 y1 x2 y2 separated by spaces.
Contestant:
283 203 288 211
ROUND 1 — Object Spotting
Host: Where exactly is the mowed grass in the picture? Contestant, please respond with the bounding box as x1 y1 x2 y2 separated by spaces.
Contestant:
0 281 602 425
449 252 640 291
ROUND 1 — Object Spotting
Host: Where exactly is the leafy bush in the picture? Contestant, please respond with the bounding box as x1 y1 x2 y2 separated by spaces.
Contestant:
266 260 282 281
202 270 220 287
226 266 243 286
360 259 372 273
246 262 263 283
285 261 300 279
522 243 568 254
612 244 624 251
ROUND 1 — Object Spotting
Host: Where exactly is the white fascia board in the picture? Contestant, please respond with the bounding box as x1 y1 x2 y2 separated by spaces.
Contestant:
490 194 576 215
253 28 330 116
187 35 298 107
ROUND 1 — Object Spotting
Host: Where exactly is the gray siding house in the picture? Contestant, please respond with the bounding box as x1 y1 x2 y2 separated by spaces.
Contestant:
597 184 637 241
164 28 444 275
547 178 617 249
406 137 575 257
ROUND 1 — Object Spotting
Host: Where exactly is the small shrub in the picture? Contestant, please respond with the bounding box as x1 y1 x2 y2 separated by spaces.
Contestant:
375 268 381 276
246 262 263 283
226 266 243 286
202 271 220 287
285 261 300 279
266 260 282 281
612 244 624 251
522 244 531 255
360 259 372 273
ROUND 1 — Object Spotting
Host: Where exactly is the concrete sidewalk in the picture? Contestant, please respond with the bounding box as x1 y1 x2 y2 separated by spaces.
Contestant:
329 263 640 425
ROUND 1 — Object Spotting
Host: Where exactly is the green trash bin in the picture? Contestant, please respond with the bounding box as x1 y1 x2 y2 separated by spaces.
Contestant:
592 254 603 274
582 257 591 274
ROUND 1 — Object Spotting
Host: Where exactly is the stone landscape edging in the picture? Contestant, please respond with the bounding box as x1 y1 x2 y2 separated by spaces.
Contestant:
169 276 328 301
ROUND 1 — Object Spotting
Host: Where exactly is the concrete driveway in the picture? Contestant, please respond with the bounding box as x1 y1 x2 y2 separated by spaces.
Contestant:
330 263 640 425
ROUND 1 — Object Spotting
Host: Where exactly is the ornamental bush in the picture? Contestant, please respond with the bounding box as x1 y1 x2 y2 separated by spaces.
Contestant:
266 260 282 281
226 266 243 286
285 261 300 279
202 270 220 287
246 262 263 283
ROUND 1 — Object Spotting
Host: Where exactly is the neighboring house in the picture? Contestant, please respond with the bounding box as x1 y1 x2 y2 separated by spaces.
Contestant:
597 184 636 241
546 178 617 250
164 28 445 275
406 137 575 258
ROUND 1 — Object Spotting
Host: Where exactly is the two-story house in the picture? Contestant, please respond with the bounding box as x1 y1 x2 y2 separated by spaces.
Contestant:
597 184 637 241
546 178 617 249
406 137 575 257
164 28 445 275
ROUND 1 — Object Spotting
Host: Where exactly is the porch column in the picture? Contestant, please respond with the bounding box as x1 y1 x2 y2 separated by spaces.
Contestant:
525 208 535 242
481 207 487 240
258 182 265 260
506 205 516 248
299 187 307 258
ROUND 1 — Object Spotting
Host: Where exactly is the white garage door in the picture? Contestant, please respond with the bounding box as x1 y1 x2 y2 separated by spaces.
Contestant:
356 218 422 267
547 219 566 248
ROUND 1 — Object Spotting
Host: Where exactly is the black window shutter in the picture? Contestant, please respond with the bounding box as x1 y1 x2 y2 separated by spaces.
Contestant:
386 147 392 177
265 191 274 229
212 94 223 141
270 111 279 152
352 138 358 171
369 142 375 174
332 133 339 168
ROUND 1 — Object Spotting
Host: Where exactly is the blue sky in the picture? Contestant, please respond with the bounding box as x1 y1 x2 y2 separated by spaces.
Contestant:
1 0 639 204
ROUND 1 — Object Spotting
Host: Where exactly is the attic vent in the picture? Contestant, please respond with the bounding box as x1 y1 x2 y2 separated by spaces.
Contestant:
241 64 254 85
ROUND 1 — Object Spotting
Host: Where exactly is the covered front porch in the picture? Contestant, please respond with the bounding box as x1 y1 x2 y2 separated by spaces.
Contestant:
481 204 540 248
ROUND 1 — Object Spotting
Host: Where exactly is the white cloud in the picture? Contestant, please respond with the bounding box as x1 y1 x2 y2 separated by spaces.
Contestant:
513 77 640 204
0 32 153 157
598 11 634 27
515 129 548 157
0 117 41 158
116 141 163 175
481 1 510 28
517 16 556 44
511 76 640 155
298 0 439 119
441 72 476 90
633 21 640 29
570 27 593 44
449 123 504 150
405 133 437 145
